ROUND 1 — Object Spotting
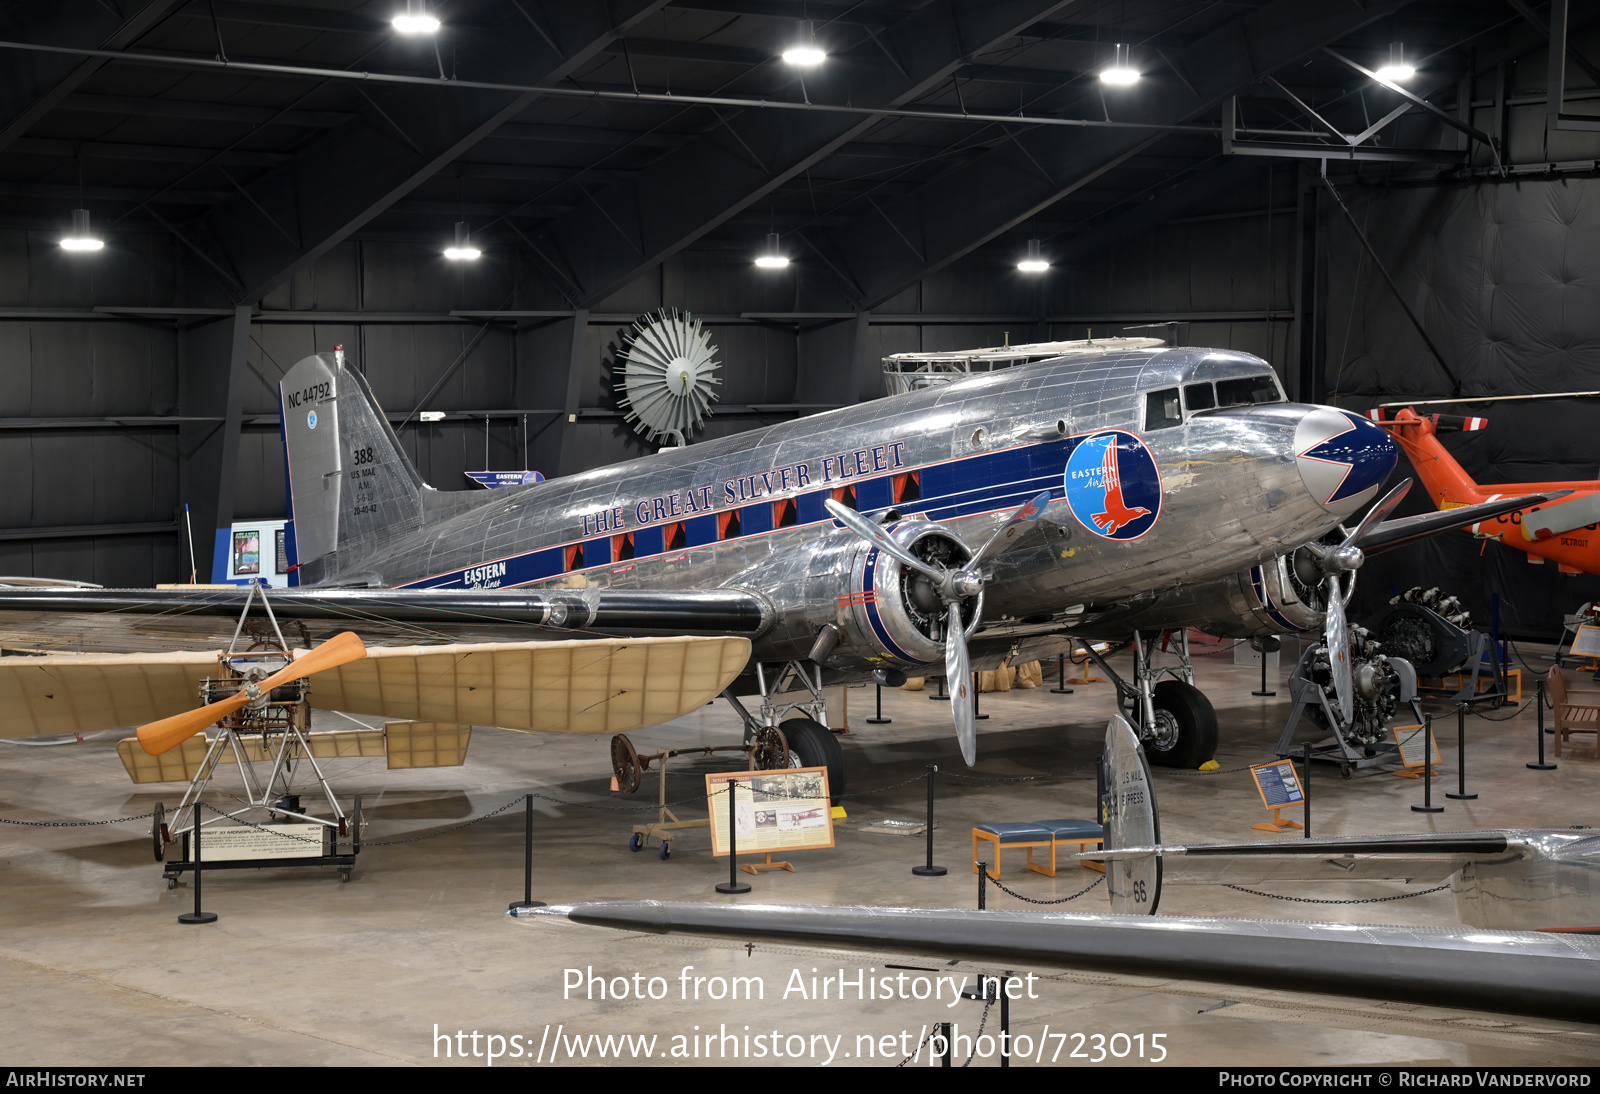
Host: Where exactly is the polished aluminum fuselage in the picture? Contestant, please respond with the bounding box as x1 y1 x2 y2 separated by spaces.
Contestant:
333 349 1366 675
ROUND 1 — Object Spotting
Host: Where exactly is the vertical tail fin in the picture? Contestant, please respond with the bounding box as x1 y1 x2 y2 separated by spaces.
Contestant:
280 350 425 584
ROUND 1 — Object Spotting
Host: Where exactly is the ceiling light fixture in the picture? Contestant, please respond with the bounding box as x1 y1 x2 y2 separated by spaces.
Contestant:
392 0 440 36
1099 43 1139 86
1375 41 1414 82
443 222 480 261
782 20 825 66
60 208 103 252
754 232 789 269
1017 238 1049 273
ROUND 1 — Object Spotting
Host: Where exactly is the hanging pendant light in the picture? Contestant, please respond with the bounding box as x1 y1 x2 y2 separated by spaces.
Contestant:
782 20 825 66
1099 43 1139 86
60 208 103 252
754 232 789 269
392 0 440 35
1017 238 1049 273
1375 42 1414 82
443 221 480 261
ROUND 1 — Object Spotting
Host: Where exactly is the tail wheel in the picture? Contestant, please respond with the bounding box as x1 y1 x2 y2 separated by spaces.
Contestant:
752 725 790 770
1145 681 1218 769
779 717 846 804
610 734 642 794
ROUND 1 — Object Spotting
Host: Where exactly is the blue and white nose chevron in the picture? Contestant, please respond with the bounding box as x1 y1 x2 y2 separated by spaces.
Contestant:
1294 408 1397 517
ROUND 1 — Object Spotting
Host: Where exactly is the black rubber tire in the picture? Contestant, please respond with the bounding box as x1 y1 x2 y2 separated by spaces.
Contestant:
1145 680 1219 769
780 717 847 804
659 841 671 860
629 833 643 853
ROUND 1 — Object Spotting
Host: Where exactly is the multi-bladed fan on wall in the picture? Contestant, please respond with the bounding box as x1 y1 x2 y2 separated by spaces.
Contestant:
615 309 721 445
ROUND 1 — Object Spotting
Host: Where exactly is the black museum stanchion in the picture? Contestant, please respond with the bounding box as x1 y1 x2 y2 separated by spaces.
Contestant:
1528 678 1557 770
912 764 946 877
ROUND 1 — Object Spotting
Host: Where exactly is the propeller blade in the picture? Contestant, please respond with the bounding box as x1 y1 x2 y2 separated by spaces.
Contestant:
1340 478 1412 551
965 490 1054 573
824 498 947 584
946 603 977 766
1324 577 1353 725
137 632 368 756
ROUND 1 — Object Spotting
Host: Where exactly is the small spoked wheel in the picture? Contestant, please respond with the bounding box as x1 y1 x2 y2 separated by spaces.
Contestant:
611 734 642 794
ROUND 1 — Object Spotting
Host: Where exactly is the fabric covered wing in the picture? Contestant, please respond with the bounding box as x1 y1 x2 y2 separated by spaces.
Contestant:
308 635 750 733
0 650 215 739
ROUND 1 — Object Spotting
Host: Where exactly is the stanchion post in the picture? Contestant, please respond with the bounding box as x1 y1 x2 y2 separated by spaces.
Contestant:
973 673 988 720
1300 743 1312 839
509 793 546 911
930 675 949 702
1253 643 1276 697
1446 703 1477 801
178 801 217 925
716 783 751 894
866 684 891 725
1000 983 1011 1069
1051 652 1074 694
1412 715 1443 814
941 1022 953 1067
976 860 988 909
1529 679 1557 770
913 764 947 877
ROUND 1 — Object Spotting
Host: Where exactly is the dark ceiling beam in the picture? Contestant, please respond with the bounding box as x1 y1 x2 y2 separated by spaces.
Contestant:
0 0 187 155
668 1 896 28
181 1 671 304
492 122 682 148
1053 157 1266 266
11 136 290 168
173 1 388 35
528 0 1079 309
60 91 354 128
812 0 1415 310
1018 20 1198 49
600 37 770 66
955 62 1088 85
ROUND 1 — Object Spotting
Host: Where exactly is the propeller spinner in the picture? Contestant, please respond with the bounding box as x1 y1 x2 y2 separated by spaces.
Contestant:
825 491 1053 765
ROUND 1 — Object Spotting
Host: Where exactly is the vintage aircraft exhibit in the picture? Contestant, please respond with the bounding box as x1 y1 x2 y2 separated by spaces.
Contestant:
0 0 1597 1074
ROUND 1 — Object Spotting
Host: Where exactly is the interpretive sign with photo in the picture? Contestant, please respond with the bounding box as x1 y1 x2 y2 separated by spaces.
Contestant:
705 767 835 857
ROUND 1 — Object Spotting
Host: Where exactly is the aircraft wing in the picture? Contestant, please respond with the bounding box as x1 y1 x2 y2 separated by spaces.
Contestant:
522 900 1600 1021
0 635 750 740
1519 491 1600 541
0 586 769 653
1357 492 1559 554
1086 833 1519 884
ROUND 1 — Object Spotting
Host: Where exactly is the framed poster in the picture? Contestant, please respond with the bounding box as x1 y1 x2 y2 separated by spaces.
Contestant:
1249 759 1304 809
706 767 835 857
231 530 261 575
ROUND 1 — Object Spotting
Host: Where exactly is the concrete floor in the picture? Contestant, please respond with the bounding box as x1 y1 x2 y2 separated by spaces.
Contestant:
1 641 1597 1067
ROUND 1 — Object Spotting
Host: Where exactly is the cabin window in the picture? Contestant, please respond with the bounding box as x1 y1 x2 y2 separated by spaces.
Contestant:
1216 375 1283 407
612 533 634 562
564 543 585 571
830 485 857 510
1184 383 1215 412
892 471 921 504
1144 388 1182 431
664 522 686 551
773 498 798 528
717 510 741 540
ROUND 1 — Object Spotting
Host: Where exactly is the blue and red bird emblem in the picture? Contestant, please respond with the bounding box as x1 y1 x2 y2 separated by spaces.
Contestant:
1063 431 1162 541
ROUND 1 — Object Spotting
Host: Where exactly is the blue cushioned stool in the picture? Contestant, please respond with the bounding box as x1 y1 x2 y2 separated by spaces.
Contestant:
971 822 1052 881
1034 818 1106 876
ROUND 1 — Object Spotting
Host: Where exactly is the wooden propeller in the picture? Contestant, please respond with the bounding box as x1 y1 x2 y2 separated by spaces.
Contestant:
136 631 367 756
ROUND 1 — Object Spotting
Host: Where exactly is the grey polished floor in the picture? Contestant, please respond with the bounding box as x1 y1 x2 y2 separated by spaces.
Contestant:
1 642 1595 1067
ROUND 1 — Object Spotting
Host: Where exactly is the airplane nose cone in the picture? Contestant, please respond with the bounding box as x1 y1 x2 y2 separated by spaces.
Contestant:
1294 408 1397 517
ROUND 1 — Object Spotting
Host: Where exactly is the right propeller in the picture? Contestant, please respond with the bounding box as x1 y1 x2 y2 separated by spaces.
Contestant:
825 491 1052 766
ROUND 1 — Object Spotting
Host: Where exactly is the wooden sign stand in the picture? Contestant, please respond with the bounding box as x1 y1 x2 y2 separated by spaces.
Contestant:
1248 759 1305 833
1389 723 1441 779
739 852 795 876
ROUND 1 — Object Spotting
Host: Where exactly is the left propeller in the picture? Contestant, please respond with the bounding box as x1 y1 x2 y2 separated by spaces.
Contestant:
825 491 1053 766
136 631 368 756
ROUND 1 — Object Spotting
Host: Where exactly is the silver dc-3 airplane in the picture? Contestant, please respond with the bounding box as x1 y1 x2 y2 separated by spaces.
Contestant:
0 341 1545 789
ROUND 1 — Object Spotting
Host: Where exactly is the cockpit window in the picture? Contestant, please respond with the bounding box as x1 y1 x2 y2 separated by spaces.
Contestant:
1144 388 1182 431
1183 383 1215 412
1216 375 1283 407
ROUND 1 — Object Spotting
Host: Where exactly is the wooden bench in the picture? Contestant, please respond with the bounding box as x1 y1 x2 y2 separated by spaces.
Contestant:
1548 666 1600 759
972 818 1104 880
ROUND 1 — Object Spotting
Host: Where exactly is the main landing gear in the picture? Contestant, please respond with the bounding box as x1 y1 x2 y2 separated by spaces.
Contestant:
1080 630 1218 768
723 660 847 803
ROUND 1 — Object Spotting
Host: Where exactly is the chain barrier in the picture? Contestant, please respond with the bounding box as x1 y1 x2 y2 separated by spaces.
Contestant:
895 1025 938 1068
0 811 157 827
940 769 1083 783
962 999 995 1068
1223 882 1450 905
1161 761 1269 777
987 872 1105 905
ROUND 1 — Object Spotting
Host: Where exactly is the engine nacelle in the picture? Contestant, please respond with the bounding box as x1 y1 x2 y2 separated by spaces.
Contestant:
1201 551 1328 639
830 515 981 671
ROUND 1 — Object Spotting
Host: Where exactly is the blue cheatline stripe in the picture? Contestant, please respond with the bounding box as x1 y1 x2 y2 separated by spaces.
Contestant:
1249 565 1306 633
860 547 931 664
397 439 1078 591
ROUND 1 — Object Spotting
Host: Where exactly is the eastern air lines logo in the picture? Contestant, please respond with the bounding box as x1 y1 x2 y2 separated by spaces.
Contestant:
1063 430 1162 541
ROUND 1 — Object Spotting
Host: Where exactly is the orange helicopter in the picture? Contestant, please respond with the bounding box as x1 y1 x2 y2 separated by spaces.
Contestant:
1367 395 1597 574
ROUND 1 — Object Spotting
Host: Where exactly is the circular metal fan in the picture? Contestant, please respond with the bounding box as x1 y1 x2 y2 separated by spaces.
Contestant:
615 309 720 443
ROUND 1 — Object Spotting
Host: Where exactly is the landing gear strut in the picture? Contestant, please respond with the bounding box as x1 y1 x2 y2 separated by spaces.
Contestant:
722 660 847 802
1081 631 1218 768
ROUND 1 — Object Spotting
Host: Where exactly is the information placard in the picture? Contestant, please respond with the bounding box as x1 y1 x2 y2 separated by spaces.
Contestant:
1571 624 1600 660
1250 760 1304 809
1392 723 1441 769
198 823 326 861
705 767 834 857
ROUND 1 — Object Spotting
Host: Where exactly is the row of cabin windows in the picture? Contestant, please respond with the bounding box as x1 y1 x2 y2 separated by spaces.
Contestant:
1144 375 1285 431
563 472 920 572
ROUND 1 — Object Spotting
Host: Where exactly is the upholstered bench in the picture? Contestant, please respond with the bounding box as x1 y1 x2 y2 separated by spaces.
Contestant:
972 818 1104 880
